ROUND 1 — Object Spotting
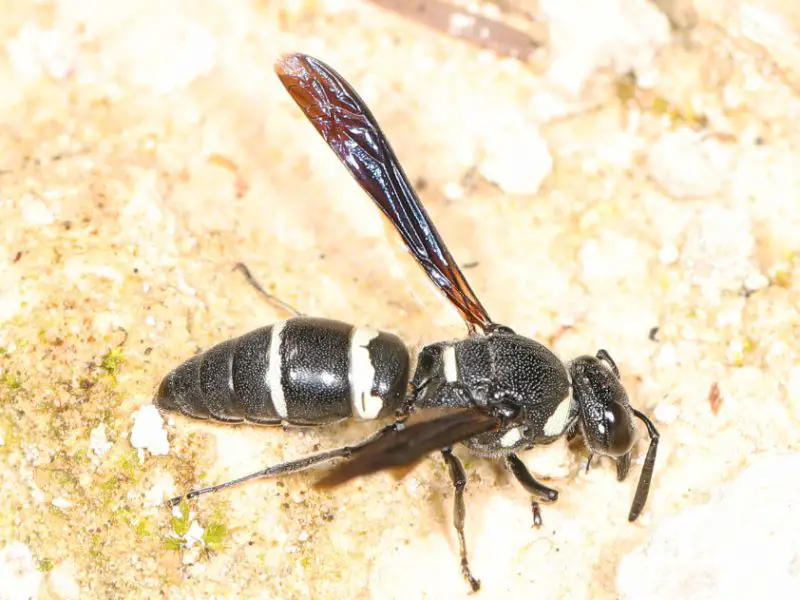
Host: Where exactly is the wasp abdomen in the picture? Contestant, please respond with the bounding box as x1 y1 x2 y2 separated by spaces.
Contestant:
156 317 410 426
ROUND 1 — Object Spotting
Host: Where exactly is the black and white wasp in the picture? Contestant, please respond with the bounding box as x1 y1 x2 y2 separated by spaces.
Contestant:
156 53 659 592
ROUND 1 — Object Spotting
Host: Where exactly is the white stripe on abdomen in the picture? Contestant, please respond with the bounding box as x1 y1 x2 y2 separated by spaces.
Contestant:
267 320 288 419
349 327 382 420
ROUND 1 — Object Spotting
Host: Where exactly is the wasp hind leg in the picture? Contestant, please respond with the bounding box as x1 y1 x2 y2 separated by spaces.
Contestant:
442 447 481 593
167 421 405 506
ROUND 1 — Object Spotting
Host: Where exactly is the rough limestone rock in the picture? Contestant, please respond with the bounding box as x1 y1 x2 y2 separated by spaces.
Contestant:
618 454 800 599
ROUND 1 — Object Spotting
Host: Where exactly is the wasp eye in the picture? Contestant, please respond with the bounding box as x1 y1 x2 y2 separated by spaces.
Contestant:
606 402 635 456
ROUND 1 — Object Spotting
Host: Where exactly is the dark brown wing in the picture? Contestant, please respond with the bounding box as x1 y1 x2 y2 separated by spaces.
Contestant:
314 410 499 489
275 53 493 333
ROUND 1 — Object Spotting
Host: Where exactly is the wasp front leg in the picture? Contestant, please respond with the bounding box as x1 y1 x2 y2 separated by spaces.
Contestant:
506 454 558 527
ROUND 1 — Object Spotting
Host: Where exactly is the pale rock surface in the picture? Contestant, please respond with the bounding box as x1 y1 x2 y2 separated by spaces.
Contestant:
647 129 731 198
680 204 760 295
1 1 799 599
539 0 670 94
617 454 800 599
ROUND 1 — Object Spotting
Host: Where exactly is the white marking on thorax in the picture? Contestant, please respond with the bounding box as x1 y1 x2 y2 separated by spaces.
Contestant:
267 320 288 419
543 392 573 437
442 345 458 383
349 327 382 420
500 426 524 448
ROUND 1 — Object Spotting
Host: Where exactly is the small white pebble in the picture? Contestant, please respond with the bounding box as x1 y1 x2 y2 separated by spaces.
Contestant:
24 444 40 462
714 305 743 328
145 315 156 327
130 405 170 459
21 195 55 226
0 542 43 600
89 424 113 463
184 521 205 549
31 486 46 505
176 270 197 297
144 474 175 507
47 562 80 600
648 129 729 198
6 25 76 82
52 497 71 509
743 272 769 292
728 339 745 359
682 205 757 293
181 547 202 565
298 531 309 543
448 12 477 35
635 67 660 89
658 243 680 265
91 313 124 335
63 257 123 285
653 402 679 425
479 128 553 196
655 344 678 368
442 182 465 201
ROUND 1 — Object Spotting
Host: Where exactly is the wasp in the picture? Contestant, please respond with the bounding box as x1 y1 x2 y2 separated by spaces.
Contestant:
156 53 659 592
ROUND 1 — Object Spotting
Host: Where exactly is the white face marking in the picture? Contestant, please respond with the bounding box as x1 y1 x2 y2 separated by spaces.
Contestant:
349 327 382 420
267 320 288 419
500 426 524 448
442 345 458 383
543 393 573 437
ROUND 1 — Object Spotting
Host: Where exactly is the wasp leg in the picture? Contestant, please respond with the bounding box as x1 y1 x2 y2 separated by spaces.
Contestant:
233 262 302 317
506 454 558 528
167 421 405 506
441 447 480 593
